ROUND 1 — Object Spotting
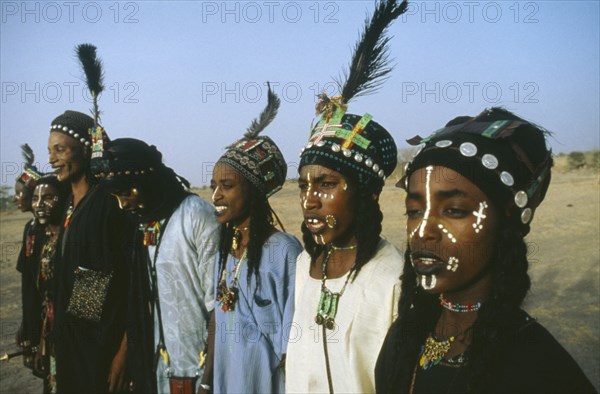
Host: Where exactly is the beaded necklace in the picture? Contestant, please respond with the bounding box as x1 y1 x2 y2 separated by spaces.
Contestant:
439 293 482 313
314 247 356 330
216 249 247 312
419 324 472 370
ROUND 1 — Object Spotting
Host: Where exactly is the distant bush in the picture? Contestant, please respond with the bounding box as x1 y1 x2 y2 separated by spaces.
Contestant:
568 151 586 170
0 185 13 211
587 150 600 170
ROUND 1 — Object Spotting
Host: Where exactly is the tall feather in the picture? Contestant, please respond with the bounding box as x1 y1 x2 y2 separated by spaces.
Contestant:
21 144 34 167
244 82 281 139
337 0 408 103
76 43 104 125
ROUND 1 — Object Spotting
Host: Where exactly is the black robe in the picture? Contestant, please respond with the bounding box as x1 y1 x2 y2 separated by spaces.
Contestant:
16 218 46 349
126 229 156 394
54 183 137 393
375 310 597 393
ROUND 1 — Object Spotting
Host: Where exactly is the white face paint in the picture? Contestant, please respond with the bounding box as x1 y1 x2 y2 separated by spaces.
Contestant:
313 234 326 245
342 181 348 191
417 166 434 238
417 274 437 290
446 256 459 272
211 186 219 203
437 224 457 243
302 172 312 209
472 201 488 233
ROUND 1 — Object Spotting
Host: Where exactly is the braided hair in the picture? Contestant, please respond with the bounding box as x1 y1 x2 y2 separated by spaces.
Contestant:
217 182 275 291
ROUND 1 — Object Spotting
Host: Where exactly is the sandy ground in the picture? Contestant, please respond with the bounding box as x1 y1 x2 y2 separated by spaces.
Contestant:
1 171 598 393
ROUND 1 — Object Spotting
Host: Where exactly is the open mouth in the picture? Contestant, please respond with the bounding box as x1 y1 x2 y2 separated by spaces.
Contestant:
214 205 227 216
411 251 445 275
305 216 326 233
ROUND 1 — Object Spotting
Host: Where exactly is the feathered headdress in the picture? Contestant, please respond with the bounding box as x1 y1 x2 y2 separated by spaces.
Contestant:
234 82 281 143
76 43 104 127
17 143 42 187
317 0 408 120
75 43 110 163
218 82 287 198
300 0 406 191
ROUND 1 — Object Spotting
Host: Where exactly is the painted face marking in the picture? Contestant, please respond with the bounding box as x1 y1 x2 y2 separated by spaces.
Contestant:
408 225 418 240
32 184 48 210
472 201 488 233
437 224 457 243
418 274 437 290
326 215 337 229
342 182 348 191
313 234 326 245
418 166 434 238
447 256 459 272
211 186 219 203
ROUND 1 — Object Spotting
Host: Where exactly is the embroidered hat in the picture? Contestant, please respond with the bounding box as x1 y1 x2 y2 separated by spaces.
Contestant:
298 0 408 193
299 110 397 193
217 83 287 198
401 107 553 235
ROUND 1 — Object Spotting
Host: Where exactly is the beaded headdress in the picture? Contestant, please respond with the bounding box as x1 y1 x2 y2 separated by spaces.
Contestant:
50 44 110 162
299 0 408 192
401 107 553 235
16 144 43 189
217 83 287 198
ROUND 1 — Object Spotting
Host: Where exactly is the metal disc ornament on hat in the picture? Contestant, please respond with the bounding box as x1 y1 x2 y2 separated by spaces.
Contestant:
500 171 515 187
514 191 528 208
435 140 452 148
459 142 478 157
521 208 533 224
481 153 499 169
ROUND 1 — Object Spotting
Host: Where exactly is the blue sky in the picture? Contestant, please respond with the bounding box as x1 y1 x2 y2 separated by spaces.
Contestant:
1 0 599 186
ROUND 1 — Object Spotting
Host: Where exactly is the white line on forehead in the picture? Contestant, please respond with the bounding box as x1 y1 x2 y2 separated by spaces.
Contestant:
418 166 434 238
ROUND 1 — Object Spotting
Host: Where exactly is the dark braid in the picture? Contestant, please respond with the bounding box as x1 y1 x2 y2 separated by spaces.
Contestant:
216 184 274 292
301 181 384 281
390 216 531 392
245 188 274 290
351 188 383 280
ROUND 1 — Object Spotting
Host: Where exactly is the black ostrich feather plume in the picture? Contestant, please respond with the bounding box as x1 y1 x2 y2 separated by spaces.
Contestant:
76 43 104 124
244 82 281 139
337 0 408 103
21 144 34 167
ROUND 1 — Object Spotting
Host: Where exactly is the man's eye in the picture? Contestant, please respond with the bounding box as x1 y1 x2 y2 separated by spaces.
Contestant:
445 208 468 217
405 209 422 218
321 182 336 188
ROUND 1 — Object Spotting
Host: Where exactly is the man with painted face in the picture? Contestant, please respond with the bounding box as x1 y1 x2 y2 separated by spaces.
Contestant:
94 138 220 393
14 144 45 373
286 1 407 392
375 108 595 393
30 175 69 392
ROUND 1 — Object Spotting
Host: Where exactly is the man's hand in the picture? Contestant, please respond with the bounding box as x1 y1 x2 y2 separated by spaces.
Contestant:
107 332 128 393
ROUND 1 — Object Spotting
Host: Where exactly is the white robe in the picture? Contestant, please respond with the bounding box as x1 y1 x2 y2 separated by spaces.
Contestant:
286 239 403 394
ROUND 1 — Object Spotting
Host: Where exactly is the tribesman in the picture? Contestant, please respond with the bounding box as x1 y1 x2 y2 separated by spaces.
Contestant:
49 44 136 393
30 175 70 392
286 1 408 392
375 108 596 393
95 138 220 393
14 144 45 374
203 83 302 393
